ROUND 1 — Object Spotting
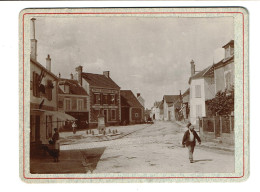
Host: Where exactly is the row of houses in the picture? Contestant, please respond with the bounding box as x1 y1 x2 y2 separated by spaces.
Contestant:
30 18 145 149
150 40 234 143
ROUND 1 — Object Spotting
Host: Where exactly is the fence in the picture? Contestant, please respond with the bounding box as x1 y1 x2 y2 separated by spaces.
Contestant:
199 115 234 144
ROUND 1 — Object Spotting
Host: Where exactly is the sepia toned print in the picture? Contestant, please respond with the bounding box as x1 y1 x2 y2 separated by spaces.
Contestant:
19 8 249 182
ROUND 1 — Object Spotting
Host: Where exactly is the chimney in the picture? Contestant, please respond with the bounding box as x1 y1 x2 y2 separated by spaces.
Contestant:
30 18 37 61
46 54 51 71
75 66 83 85
70 73 74 80
58 73 61 78
190 60 195 76
103 71 110 78
137 93 141 97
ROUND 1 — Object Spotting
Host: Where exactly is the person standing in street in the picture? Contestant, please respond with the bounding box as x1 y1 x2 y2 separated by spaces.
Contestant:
72 121 77 134
182 123 201 163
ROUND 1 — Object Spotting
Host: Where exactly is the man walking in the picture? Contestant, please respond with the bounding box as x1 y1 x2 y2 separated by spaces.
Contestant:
182 123 201 163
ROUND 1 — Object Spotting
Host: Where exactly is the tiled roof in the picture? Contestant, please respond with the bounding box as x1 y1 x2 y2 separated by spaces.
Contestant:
120 90 144 108
163 95 180 103
188 65 214 84
58 78 88 96
82 72 120 89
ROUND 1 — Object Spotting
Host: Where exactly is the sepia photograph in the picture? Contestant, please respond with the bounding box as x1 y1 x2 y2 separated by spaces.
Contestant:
19 8 249 182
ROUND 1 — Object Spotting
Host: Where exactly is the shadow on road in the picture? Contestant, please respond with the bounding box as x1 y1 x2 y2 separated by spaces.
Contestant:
193 159 213 163
30 147 106 174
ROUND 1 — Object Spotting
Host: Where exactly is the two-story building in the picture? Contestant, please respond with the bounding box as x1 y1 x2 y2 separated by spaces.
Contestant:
120 90 144 124
30 18 75 155
75 66 121 128
58 75 90 130
189 60 215 125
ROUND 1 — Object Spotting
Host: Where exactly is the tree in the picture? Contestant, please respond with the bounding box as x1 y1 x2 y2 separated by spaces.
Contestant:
207 85 234 116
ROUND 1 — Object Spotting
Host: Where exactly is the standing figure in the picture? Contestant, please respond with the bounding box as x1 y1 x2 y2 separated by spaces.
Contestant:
72 121 77 134
182 123 201 163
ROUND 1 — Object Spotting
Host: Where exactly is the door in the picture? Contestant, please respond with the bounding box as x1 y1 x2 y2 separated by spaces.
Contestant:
104 110 108 124
35 115 40 142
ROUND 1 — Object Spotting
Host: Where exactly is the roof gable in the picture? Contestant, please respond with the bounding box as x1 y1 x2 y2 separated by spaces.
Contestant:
120 90 144 108
82 72 120 89
58 78 88 96
163 95 180 103
189 65 214 84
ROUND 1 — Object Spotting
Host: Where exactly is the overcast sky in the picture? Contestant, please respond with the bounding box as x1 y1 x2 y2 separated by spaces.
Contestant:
33 16 233 109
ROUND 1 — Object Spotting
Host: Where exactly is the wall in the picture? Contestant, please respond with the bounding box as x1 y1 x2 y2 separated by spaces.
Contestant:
30 61 58 144
189 78 206 125
130 107 143 123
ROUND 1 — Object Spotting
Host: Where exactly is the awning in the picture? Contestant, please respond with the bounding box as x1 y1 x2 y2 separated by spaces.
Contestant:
32 109 76 121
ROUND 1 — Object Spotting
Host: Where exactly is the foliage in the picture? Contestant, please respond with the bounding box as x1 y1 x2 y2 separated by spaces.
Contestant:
207 85 234 116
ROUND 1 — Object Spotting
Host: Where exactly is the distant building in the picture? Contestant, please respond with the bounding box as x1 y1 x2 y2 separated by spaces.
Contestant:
57 76 90 130
188 60 215 125
151 101 162 120
181 88 190 121
75 67 121 128
120 90 144 124
162 95 180 121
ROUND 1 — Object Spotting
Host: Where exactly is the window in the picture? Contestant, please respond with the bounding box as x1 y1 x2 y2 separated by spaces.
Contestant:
196 105 202 117
110 94 115 104
64 99 71 110
103 94 108 104
77 99 84 111
33 72 40 97
46 80 53 101
94 93 101 104
195 85 201 98
111 110 116 120
224 70 232 90
46 115 52 139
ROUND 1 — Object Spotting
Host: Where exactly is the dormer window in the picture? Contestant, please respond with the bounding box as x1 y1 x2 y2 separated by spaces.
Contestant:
223 40 234 59
64 84 70 94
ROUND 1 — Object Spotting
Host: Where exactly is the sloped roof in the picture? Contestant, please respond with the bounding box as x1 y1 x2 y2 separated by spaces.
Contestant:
182 88 190 103
82 72 120 89
189 65 214 84
30 58 58 80
120 90 144 108
214 55 234 69
58 78 88 96
163 95 180 103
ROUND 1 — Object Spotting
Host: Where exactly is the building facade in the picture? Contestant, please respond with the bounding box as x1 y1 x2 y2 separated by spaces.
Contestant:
75 67 121 128
120 90 144 124
58 77 90 130
189 61 215 125
162 95 180 121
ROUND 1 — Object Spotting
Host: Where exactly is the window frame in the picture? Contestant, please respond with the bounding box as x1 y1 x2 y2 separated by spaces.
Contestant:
64 98 72 111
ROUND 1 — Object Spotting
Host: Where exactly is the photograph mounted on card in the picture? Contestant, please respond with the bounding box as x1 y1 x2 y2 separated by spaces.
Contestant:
19 7 249 183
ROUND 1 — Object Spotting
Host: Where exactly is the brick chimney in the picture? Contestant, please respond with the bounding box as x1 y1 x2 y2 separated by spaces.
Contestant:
190 60 195 76
46 54 51 71
75 66 83 85
137 93 141 97
30 18 37 61
103 71 110 78
70 73 74 80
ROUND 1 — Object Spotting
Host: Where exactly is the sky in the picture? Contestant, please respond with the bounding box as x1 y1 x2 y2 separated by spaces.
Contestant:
32 16 234 109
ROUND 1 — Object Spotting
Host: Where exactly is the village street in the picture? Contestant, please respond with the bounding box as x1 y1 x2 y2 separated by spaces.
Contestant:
55 121 234 174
